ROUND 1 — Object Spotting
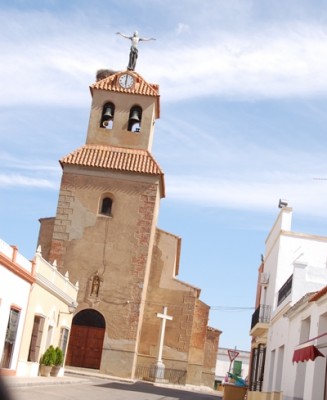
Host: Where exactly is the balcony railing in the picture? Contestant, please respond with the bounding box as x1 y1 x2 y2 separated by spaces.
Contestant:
251 304 271 330
277 274 293 306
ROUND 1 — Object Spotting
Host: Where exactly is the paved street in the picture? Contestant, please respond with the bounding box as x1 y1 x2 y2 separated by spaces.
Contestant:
8 377 222 400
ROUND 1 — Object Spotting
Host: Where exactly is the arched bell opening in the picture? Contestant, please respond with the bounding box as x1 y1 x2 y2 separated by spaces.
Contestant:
100 102 115 129
128 106 142 133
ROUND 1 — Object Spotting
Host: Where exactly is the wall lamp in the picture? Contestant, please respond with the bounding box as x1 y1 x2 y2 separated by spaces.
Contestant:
57 301 78 326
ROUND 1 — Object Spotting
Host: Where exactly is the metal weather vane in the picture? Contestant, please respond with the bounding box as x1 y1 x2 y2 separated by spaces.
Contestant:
116 31 156 71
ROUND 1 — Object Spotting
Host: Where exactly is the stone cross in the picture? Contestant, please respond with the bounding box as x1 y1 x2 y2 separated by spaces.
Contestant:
156 306 173 362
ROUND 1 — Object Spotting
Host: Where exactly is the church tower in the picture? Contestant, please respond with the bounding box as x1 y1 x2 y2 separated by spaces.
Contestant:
38 68 164 376
37 42 219 385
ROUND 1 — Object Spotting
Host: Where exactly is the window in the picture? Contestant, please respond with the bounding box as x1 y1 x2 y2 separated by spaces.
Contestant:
128 106 142 132
250 344 266 391
1 308 20 368
45 322 54 350
59 328 69 355
233 360 242 376
100 102 115 129
100 197 113 216
277 274 293 306
28 316 45 362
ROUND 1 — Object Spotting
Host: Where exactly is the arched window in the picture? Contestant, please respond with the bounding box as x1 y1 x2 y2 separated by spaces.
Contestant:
100 197 113 216
100 102 115 129
128 106 142 133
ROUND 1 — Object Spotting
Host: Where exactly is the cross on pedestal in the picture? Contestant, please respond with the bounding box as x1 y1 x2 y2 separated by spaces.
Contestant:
150 306 173 381
157 306 173 362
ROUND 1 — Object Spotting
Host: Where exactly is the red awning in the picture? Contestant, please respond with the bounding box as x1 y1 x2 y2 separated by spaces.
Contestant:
292 345 325 363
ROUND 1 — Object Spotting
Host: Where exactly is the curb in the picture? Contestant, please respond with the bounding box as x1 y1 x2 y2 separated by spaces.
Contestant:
3 376 89 388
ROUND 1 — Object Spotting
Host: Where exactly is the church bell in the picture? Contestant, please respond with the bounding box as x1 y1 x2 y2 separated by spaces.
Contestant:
129 109 140 122
102 106 114 127
103 106 113 119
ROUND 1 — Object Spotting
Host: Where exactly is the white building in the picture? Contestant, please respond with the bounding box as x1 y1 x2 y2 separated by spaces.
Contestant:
283 288 327 400
0 239 34 375
215 347 250 383
0 239 78 377
248 205 327 400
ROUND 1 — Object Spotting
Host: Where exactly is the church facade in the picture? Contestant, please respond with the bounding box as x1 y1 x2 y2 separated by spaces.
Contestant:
37 67 220 387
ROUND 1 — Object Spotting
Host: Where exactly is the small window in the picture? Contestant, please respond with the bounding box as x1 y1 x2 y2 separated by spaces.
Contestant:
28 315 45 362
101 102 115 129
1 308 20 368
128 106 142 133
59 328 69 355
100 197 113 216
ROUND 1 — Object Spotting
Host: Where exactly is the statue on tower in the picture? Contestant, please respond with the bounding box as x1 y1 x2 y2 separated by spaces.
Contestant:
116 31 156 71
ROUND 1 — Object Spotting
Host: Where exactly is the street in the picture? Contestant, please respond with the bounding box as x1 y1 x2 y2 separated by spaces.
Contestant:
9 378 222 400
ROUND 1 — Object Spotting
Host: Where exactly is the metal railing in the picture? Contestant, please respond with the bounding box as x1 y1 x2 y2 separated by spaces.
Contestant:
135 364 187 385
277 274 293 306
249 344 266 391
251 304 271 330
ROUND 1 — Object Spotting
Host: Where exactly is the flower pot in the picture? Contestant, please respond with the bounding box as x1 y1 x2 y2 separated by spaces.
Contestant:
40 364 52 377
50 366 61 377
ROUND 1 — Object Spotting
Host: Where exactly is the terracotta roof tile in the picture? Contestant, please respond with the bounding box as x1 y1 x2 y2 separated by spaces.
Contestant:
91 71 159 98
60 145 163 176
310 285 327 302
90 71 160 119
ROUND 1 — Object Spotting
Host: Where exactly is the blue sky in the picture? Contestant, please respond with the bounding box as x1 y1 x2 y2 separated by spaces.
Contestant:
2 0 327 351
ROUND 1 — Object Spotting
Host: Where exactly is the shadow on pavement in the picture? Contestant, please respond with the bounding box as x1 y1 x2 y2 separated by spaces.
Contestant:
95 381 221 399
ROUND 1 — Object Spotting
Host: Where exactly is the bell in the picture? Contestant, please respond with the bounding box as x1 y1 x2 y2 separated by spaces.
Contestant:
129 110 140 122
102 120 111 127
103 106 113 119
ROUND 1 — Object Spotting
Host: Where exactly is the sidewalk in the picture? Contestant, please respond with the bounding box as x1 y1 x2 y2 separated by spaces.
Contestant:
3 367 223 397
3 367 137 389
3 374 89 388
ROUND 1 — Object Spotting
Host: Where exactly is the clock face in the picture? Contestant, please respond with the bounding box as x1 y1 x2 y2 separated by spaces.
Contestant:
119 74 134 89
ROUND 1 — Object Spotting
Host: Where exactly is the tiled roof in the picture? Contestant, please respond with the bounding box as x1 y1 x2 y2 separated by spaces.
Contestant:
90 71 160 119
310 285 327 302
91 71 159 98
60 145 163 175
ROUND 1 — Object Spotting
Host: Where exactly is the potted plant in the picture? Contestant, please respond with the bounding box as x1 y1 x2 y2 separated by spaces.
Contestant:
40 345 56 377
50 347 64 377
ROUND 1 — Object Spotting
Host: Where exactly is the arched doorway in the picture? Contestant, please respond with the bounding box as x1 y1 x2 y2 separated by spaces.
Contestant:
66 309 105 369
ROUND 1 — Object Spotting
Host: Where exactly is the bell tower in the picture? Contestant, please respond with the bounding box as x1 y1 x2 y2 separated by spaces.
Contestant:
37 63 164 377
36 32 219 387
85 69 160 151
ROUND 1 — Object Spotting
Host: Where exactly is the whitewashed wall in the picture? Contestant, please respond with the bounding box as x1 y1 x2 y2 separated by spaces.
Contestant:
0 239 33 371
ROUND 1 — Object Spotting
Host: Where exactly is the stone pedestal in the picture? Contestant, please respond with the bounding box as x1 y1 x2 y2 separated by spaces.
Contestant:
148 361 168 383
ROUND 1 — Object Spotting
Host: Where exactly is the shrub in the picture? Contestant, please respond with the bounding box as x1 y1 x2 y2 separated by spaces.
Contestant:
40 345 56 366
54 347 64 366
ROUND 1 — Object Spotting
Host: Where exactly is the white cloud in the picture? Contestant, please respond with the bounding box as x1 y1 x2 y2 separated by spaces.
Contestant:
0 152 59 172
165 173 327 217
1 9 327 105
0 174 57 189
176 23 191 35
157 23 327 101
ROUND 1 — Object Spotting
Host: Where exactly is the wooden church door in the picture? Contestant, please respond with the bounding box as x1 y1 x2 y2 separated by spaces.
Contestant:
66 309 105 369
